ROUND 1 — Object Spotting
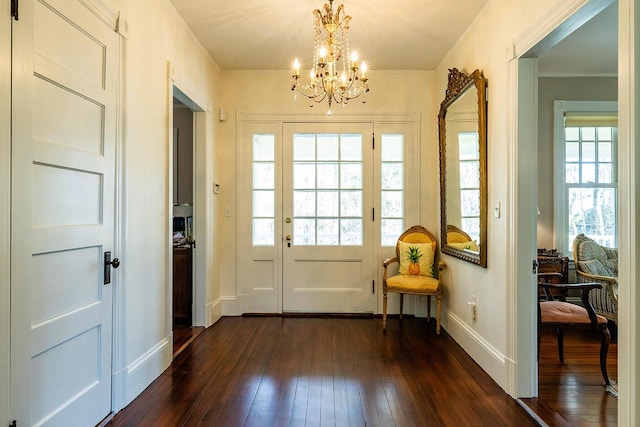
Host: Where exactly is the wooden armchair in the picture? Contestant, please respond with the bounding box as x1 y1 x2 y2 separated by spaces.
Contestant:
538 282 611 386
382 225 445 333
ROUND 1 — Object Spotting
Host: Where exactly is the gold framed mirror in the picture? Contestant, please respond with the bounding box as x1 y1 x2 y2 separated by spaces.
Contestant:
438 68 487 267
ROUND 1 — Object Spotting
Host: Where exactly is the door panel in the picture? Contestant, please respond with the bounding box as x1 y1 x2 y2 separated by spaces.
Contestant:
282 123 374 313
11 0 118 425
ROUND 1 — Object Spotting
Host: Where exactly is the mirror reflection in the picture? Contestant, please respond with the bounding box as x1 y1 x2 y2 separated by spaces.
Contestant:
438 68 487 267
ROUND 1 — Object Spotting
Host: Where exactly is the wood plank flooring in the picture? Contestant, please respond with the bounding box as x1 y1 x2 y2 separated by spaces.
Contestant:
523 325 618 427
108 316 538 427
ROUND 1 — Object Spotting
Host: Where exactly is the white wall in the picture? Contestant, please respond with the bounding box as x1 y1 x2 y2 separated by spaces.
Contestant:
536 77 617 248
105 0 220 405
433 0 579 390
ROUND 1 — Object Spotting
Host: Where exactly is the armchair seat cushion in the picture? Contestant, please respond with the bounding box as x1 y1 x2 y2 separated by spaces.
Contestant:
386 274 440 293
540 300 607 324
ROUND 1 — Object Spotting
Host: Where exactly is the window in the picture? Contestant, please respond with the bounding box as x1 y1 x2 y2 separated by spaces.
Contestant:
252 133 275 245
380 134 404 246
554 101 617 254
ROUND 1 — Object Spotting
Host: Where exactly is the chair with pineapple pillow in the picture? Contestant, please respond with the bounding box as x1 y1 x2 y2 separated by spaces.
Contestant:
382 225 445 333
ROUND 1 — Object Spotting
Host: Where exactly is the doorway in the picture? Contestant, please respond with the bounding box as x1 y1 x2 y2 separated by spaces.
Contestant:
168 83 211 355
512 0 619 423
172 98 202 355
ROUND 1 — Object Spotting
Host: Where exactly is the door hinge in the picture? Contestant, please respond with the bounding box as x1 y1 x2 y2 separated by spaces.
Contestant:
372 207 375 221
10 420 17 427
372 280 375 293
532 259 539 274
372 132 375 150
11 0 18 20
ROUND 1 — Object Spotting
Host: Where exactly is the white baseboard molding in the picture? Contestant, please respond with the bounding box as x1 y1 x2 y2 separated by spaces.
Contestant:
220 295 238 316
208 297 224 326
125 336 172 404
445 309 509 390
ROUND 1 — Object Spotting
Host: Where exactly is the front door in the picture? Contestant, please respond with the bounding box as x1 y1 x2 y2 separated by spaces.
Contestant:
282 123 374 312
11 0 118 424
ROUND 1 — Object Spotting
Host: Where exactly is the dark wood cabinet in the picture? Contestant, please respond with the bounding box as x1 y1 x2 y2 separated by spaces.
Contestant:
537 254 570 300
173 246 192 327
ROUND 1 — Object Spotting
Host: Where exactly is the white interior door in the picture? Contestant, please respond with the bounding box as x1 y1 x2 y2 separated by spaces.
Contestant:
11 0 118 424
282 123 374 313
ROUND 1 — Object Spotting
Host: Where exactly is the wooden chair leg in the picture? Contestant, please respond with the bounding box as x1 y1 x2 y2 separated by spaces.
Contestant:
426 295 432 322
383 290 388 331
435 293 442 334
600 325 611 385
399 294 404 320
556 328 564 362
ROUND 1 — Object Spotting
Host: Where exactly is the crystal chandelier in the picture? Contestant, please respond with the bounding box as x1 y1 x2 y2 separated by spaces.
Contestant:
291 0 369 116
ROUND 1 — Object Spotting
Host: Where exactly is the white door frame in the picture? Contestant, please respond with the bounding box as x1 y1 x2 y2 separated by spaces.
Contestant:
0 0 11 422
166 62 213 337
508 0 631 408
236 112 420 315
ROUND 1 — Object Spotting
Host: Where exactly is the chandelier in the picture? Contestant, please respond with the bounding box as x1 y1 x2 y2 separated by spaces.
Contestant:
291 0 369 116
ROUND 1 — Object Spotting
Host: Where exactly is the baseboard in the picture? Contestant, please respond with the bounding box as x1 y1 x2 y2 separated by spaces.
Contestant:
207 297 224 326
125 336 172 404
445 309 509 390
220 295 238 316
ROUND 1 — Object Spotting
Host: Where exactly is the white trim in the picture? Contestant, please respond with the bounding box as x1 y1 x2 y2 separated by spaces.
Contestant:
0 0 10 421
513 0 613 59
552 100 618 255
445 309 508 388
616 0 637 424
509 58 539 399
237 111 421 123
78 0 118 30
111 29 127 414
124 338 172 405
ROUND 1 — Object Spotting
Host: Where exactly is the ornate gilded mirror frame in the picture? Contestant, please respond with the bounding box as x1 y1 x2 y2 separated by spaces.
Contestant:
438 68 487 267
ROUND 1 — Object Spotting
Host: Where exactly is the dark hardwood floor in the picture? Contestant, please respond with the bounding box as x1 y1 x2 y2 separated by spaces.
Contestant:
522 325 618 427
108 316 538 427
173 325 206 357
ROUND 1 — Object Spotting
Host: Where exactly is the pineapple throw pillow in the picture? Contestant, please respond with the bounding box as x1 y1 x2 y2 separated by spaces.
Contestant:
398 241 435 277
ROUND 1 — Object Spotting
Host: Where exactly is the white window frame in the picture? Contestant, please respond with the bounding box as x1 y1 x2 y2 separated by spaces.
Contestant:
553 100 618 255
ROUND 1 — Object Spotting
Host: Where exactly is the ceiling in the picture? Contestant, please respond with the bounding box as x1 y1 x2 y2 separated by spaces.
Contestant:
169 0 617 75
168 0 489 70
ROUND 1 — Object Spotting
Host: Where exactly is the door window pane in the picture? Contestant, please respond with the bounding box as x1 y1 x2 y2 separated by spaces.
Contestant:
252 134 275 245
380 134 404 246
292 132 364 246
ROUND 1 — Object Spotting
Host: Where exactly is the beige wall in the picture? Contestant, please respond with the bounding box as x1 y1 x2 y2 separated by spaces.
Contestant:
536 77 617 249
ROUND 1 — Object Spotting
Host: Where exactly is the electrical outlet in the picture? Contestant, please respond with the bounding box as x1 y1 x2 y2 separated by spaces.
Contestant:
468 295 477 321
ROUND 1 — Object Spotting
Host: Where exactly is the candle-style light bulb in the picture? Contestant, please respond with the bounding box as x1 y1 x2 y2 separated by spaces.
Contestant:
293 58 300 76
319 46 327 63
351 51 358 68
361 61 367 79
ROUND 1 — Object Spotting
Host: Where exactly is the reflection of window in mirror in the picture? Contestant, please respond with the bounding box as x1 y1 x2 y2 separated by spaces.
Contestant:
458 132 480 242
553 101 618 255
445 101 479 244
